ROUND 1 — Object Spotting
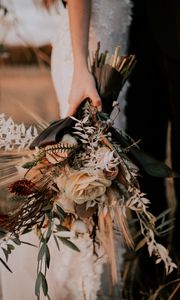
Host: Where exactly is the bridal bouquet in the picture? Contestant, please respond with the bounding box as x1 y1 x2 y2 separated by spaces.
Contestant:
0 46 176 299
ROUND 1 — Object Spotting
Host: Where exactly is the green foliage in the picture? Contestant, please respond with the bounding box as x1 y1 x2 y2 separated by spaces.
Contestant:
57 237 80 252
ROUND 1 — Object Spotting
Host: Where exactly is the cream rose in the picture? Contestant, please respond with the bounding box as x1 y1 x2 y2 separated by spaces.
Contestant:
56 169 111 205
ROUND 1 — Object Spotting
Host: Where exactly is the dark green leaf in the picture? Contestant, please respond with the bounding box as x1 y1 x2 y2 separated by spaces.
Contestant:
57 237 80 252
0 227 7 239
7 244 15 254
35 272 42 297
0 257 12 272
45 225 52 243
11 237 21 245
40 235 45 243
158 226 174 236
38 242 46 262
21 227 32 235
131 149 174 177
20 241 37 247
2 247 9 262
111 128 175 178
56 205 66 220
53 235 60 251
7 244 15 250
22 161 36 169
46 211 54 220
45 245 50 269
41 204 53 212
156 208 172 220
41 273 48 296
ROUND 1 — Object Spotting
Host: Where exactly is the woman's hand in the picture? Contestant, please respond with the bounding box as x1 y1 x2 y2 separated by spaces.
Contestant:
67 68 102 116
66 0 101 116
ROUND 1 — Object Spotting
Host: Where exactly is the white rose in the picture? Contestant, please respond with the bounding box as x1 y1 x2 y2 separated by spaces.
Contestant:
56 169 111 205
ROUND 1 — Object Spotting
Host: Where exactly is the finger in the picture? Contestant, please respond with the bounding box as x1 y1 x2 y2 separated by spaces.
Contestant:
91 92 102 111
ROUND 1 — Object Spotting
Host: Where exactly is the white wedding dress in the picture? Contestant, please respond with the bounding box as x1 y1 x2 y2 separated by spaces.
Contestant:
51 0 132 128
1 1 132 299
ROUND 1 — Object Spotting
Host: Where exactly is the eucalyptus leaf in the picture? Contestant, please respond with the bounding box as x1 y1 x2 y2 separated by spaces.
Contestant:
0 257 12 273
38 242 46 262
45 245 50 269
56 205 66 220
58 237 80 252
20 241 37 247
41 273 48 296
156 208 172 220
2 247 9 262
22 161 36 169
7 244 15 253
35 272 42 297
11 237 21 245
45 225 52 243
21 227 33 235
158 226 174 236
156 218 175 231
53 235 60 251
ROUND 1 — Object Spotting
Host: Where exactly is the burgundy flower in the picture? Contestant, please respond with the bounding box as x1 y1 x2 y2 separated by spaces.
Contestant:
8 179 36 196
0 213 8 223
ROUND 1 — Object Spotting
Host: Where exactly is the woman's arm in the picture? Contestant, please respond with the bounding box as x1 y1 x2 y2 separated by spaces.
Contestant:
67 0 101 115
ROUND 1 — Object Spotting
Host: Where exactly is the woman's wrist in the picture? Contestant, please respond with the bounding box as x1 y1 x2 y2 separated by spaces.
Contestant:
73 60 91 76
73 55 89 70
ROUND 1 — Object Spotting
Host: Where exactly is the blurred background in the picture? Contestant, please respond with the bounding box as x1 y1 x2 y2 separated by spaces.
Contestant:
0 0 60 124
0 2 61 297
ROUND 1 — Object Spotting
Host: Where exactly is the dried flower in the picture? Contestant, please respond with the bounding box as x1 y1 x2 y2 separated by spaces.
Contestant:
45 134 78 164
0 113 38 150
56 169 111 205
8 179 35 196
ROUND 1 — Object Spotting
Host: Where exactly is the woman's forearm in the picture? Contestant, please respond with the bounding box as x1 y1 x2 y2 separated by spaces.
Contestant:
67 0 91 69
66 0 101 116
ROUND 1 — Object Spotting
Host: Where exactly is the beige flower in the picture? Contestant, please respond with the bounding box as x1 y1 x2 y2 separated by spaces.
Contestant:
56 169 111 205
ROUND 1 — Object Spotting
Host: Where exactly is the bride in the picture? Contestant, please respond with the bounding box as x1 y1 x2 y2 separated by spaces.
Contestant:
1 0 132 299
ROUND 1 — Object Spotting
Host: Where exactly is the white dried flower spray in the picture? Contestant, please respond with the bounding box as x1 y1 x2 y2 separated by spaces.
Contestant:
147 229 177 274
124 187 177 274
0 113 38 150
